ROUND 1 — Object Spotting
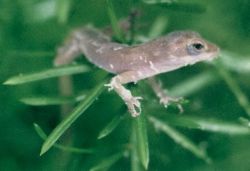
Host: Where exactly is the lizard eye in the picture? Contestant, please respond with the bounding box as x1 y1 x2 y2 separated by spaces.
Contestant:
187 41 205 55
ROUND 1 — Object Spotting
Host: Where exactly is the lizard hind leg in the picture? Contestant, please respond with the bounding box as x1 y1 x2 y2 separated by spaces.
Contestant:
147 77 184 113
54 31 82 66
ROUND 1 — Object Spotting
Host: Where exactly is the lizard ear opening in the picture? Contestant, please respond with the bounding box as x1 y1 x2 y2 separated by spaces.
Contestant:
187 41 206 56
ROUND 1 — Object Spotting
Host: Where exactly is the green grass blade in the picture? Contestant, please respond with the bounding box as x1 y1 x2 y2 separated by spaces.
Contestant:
148 16 168 39
133 113 149 169
148 112 250 135
215 61 250 117
170 71 218 97
40 79 107 155
149 116 211 163
187 116 250 134
220 51 250 73
130 128 143 171
56 0 71 23
90 152 124 171
98 113 125 139
142 0 175 4
4 64 90 85
20 93 86 106
106 0 124 42
143 1 206 13
34 123 94 154
34 123 48 139
21 96 75 106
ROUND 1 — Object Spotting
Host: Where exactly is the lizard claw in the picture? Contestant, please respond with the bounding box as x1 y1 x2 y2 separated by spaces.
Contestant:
160 96 184 113
104 83 114 91
126 96 143 117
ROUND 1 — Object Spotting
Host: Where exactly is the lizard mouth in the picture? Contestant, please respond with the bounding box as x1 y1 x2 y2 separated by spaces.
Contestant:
207 42 220 59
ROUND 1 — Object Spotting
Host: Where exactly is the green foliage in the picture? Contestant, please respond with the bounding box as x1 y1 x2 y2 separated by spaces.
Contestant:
40 78 108 155
34 123 94 154
98 113 125 139
149 116 211 163
4 64 90 85
1 0 250 171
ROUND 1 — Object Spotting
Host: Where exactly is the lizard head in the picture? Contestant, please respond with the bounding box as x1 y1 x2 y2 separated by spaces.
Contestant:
163 31 220 65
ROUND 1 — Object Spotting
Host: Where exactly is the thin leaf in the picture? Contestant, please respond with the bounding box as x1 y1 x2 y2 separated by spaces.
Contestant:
56 0 71 23
149 116 211 163
142 0 175 4
147 112 250 135
34 123 48 139
4 64 90 85
90 152 124 171
20 93 86 106
189 117 250 134
170 71 218 97
143 0 206 13
34 123 94 154
148 15 168 39
130 123 143 171
40 78 107 155
220 51 250 73
133 113 149 169
238 117 250 127
215 61 250 117
106 0 124 42
98 114 125 139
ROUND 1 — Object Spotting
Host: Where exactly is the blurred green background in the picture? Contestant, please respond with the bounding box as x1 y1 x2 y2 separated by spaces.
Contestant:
1 0 250 170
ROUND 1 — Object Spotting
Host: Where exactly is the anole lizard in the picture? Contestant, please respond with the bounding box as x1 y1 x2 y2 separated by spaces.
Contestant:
54 26 219 117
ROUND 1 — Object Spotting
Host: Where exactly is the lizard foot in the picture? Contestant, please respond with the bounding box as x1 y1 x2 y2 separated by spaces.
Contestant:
160 96 184 113
125 96 143 117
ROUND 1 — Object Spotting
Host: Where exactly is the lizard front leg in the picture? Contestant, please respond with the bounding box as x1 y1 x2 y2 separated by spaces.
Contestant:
106 71 143 117
147 77 183 112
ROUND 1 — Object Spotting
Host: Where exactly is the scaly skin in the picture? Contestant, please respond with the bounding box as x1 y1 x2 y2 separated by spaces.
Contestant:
54 26 219 117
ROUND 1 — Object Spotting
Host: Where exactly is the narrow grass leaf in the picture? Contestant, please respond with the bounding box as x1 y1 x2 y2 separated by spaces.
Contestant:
98 114 125 139
21 96 74 106
149 112 250 135
133 113 149 169
149 116 211 163
40 79 107 155
220 51 250 73
20 93 86 106
188 116 250 134
238 117 250 127
4 64 90 85
106 0 124 42
34 123 94 154
90 152 124 171
170 71 218 97
142 0 175 4
143 1 206 13
56 0 71 23
148 15 168 39
34 123 47 139
131 121 144 171
215 61 250 117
